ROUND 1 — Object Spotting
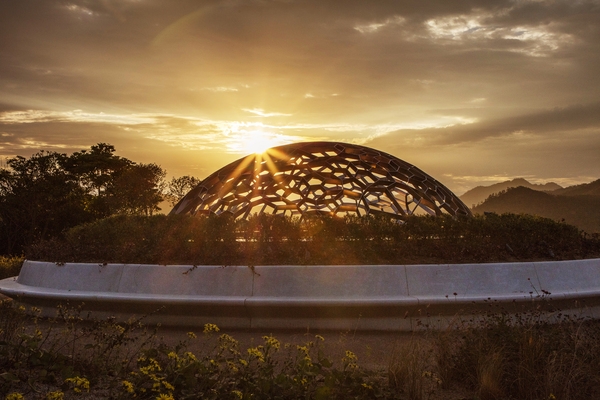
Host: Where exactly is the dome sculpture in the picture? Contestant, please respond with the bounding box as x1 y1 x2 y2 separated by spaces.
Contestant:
171 141 471 219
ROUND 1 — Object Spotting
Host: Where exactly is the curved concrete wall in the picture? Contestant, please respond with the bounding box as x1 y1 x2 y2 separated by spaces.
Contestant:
1 259 600 331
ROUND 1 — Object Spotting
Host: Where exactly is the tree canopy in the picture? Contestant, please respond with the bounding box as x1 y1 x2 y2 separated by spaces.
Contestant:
165 175 201 207
0 143 167 254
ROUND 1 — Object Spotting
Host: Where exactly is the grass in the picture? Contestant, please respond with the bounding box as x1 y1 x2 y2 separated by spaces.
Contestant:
432 304 600 400
1 301 600 399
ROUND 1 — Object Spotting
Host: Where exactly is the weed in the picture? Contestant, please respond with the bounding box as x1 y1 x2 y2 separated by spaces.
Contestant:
0 256 24 279
388 338 441 400
434 303 600 400
2 298 600 399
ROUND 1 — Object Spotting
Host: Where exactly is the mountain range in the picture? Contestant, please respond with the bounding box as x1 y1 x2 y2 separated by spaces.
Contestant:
460 178 563 208
464 178 600 233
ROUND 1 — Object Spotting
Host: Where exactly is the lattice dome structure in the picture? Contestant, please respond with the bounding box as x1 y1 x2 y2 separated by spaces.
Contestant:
170 142 472 219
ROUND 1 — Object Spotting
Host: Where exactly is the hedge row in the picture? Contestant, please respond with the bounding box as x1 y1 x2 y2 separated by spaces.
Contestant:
27 213 600 265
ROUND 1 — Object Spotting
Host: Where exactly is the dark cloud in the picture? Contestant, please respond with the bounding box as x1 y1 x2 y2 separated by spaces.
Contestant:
372 102 600 147
0 0 599 190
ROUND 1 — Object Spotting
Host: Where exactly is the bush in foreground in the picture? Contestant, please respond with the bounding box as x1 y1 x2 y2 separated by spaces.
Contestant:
2 301 600 399
0 302 394 399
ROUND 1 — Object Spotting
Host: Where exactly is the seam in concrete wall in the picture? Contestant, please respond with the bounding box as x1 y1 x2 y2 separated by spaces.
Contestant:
403 265 410 296
114 264 125 294
4 259 600 331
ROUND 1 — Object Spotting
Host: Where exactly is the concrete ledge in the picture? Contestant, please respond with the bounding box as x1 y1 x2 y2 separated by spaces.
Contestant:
1 259 599 331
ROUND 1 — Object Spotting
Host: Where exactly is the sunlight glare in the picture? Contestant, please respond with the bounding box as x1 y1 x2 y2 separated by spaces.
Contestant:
240 130 285 154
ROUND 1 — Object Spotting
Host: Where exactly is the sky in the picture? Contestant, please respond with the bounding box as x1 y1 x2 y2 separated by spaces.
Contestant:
1 0 599 196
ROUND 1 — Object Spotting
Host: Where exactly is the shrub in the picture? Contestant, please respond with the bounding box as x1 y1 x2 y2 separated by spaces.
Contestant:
0 256 24 279
27 213 600 265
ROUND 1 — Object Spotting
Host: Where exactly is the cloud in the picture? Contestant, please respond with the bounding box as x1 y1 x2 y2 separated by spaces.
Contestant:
0 110 156 125
242 108 292 117
199 86 239 92
2 0 597 117
1 0 599 190
390 102 600 146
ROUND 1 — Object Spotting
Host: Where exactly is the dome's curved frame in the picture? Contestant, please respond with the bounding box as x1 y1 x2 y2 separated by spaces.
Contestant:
171 142 471 219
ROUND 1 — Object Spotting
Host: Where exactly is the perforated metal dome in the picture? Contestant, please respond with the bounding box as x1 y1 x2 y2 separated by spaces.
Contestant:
170 142 471 219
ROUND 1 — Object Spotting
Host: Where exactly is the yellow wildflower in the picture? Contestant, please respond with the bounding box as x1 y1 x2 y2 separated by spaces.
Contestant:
262 335 280 350
122 380 135 394
232 390 243 399
296 345 309 353
203 323 220 334
219 333 239 351
64 376 90 393
227 360 239 372
343 350 359 370
184 351 198 362
45 391 64 400
247 347 265 362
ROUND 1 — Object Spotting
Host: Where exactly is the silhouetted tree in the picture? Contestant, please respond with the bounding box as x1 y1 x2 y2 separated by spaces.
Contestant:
107 163 166 216
62 143 133 217
0 151 89 254
165 175 201 207
0 144 166 254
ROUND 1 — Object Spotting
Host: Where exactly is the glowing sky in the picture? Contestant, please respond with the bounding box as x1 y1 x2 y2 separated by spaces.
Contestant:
1 0 599 194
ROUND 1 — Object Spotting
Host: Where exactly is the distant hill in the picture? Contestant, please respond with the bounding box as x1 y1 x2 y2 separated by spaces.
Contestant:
460 178 562 208
552 179 600 196
472 186 600 233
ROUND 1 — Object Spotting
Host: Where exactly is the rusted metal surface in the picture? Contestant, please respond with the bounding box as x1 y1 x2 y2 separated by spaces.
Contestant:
171 142 471 219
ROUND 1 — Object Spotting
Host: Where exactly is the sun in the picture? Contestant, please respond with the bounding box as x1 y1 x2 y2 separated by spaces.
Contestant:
240 130 284 154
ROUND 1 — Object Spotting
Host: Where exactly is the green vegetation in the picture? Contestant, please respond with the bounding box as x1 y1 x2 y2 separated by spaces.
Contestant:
164 175 202 208
0 144 166 255
0 302 393 399
2 300 600 399
0 256 24 280
0 143 203 257
434 308 600 400
28 213 600 265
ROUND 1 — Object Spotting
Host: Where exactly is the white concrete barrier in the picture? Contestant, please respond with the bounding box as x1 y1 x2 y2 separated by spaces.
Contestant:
1 259 600 331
